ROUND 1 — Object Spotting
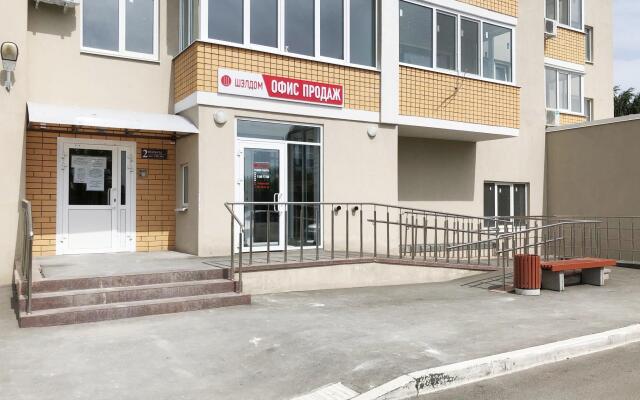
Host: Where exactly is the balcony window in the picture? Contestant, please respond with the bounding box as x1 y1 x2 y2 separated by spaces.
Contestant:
399 1 433 68
545 66 583 114
350 0 376 67
208 0 243 44
320 0 344 59
546 0 583 30
585 26 594 63
398 2 514 83
82 0 158 60
285 0 315 56
584 98 594 121
251 0 278 48
180 0 200 51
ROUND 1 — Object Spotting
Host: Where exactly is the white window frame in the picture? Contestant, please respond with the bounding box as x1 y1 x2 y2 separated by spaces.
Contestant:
199 0 378 71
81 0 160 62
584 97 594 121
545 66 584 115
585 25 594 63
545 0 584 32
179 0 200 52
181 164 189 208
484 182 529 227
399 0 517 86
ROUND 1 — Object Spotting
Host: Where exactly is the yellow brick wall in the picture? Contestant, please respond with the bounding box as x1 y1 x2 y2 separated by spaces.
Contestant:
399 66 520 129
544 27 586 65
559 113 587 126
173 42 381 112
458 0 518 17
26 128 176 256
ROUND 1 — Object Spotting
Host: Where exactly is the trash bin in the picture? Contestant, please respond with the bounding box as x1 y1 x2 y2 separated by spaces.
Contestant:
513 254 541 296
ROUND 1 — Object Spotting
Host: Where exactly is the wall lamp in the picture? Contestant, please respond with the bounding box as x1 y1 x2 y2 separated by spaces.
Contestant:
1 42 19 91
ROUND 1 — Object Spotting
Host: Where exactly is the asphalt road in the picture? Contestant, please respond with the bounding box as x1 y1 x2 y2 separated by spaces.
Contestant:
423 342 640 400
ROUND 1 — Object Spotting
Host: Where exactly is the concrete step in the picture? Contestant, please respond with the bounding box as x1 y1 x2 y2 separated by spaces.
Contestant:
18 279 236 312
19 292 251 328
24 268 229 294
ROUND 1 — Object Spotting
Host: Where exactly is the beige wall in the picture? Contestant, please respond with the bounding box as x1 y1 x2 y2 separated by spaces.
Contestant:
26 1 178 112
398 0 546 218
0 1 29 286
546 119 640 216
183 106 398 257
176 108 200 255
585 0 614 120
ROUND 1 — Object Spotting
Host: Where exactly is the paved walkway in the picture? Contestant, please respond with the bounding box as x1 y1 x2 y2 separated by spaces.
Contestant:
1 267 639 400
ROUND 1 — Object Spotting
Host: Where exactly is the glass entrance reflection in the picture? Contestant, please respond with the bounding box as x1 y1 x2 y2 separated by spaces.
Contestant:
243 148 281 247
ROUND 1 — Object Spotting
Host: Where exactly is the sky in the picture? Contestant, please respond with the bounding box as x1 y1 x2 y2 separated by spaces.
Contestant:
614 0 640 90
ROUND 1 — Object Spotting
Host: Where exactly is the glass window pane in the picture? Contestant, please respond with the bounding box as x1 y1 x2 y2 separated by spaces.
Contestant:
436 12 456 70
83 0 119 51
350 0 376 67
285 0 315 56
484 183 496 218
209 0 243 43
251 0 278 48
320 0 344 59
182 165 189 205
69 149 113 206
482 23 512 82
559 72 569 109
513 184 526 217
181 0 189 50
546 0 556 19
120 151 127 205
191 0 200 42
497 185 511 218
570 0 582 28
243 149 280 247
559 0 569 25
585 26 593 62
585 98 593 121
546 68 557 109
287 145 321 247
125 0 155 54
399 1 433 68
238 120 321 143
571 74 581 112
461 19 479 75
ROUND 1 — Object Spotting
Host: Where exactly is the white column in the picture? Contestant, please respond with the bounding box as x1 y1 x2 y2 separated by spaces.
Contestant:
379 0 400 125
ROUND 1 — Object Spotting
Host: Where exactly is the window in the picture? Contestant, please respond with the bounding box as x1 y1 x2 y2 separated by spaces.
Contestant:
320 0 344 59
546 0 583 29
399 1 433 68
83 0 158 59
251 0 278 48
180 0 200 51
436 12 457 70
584 98 594 121
398 3 514 83
483 23 512 82
461 19 480 75
208 0 243 44
585 26 593 63
545 67 583 113
484 182 528 227
285 0 315 56
350 0 376 67
181 164 189 207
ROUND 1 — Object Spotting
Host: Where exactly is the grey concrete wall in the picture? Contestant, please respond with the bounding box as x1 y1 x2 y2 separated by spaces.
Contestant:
546 118 640 216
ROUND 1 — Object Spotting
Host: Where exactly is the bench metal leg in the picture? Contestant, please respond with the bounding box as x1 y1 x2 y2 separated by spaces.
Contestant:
582 267 605 286
542 270 565 291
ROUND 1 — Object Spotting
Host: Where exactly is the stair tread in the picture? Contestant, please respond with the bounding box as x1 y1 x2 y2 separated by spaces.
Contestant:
24 279 234 298
21 292 247 317
38 267 226 282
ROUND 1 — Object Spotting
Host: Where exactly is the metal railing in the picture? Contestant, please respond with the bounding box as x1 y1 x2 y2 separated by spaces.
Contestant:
19 200 34 314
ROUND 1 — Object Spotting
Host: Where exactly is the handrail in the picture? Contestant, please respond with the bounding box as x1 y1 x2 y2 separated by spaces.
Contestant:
20 200 34 314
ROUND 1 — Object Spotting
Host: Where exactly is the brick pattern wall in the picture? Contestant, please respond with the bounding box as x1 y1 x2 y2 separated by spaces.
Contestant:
26 127 176 256
399 66 520 129
458 0 518 17
173 42 381 112
560 113 587 125
544 27 586 65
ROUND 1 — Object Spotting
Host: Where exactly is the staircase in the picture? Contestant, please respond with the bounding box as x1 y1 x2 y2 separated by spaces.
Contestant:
14 266 250 328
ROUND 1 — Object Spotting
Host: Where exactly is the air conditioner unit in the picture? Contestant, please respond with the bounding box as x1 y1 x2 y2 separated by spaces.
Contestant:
34 0 80 12
545 18 558 38
546 110 560 126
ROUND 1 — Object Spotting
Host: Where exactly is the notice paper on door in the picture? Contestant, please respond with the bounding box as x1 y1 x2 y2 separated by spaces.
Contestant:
71 156 107 191
85 167 105 191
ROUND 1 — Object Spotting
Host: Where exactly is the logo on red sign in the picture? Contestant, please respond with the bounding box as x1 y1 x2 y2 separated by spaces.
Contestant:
221 75 232 87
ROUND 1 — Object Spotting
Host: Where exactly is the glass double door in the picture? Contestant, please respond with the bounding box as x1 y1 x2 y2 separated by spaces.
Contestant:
236 140 321 252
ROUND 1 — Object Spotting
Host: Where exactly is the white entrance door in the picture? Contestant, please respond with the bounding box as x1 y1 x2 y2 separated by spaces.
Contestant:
57 139 136 254
236 140 287 252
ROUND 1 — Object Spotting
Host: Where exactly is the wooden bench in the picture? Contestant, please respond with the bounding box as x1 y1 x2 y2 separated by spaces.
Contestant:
540 258 617 291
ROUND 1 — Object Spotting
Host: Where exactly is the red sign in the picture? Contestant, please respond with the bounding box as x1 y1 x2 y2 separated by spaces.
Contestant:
218 68 344 107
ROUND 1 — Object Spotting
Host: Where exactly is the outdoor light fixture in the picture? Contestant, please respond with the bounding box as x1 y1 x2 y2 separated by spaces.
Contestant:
214 110 228 125
367 126 378 139
1 42 19 90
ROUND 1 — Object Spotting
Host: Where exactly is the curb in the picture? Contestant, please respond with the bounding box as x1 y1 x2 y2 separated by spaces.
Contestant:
351 324 640 400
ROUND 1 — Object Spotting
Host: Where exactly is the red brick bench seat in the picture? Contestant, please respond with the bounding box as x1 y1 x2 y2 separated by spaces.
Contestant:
540 258 616 291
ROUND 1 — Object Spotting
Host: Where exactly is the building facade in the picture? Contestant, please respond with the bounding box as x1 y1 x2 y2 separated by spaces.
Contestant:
0 0 613 285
